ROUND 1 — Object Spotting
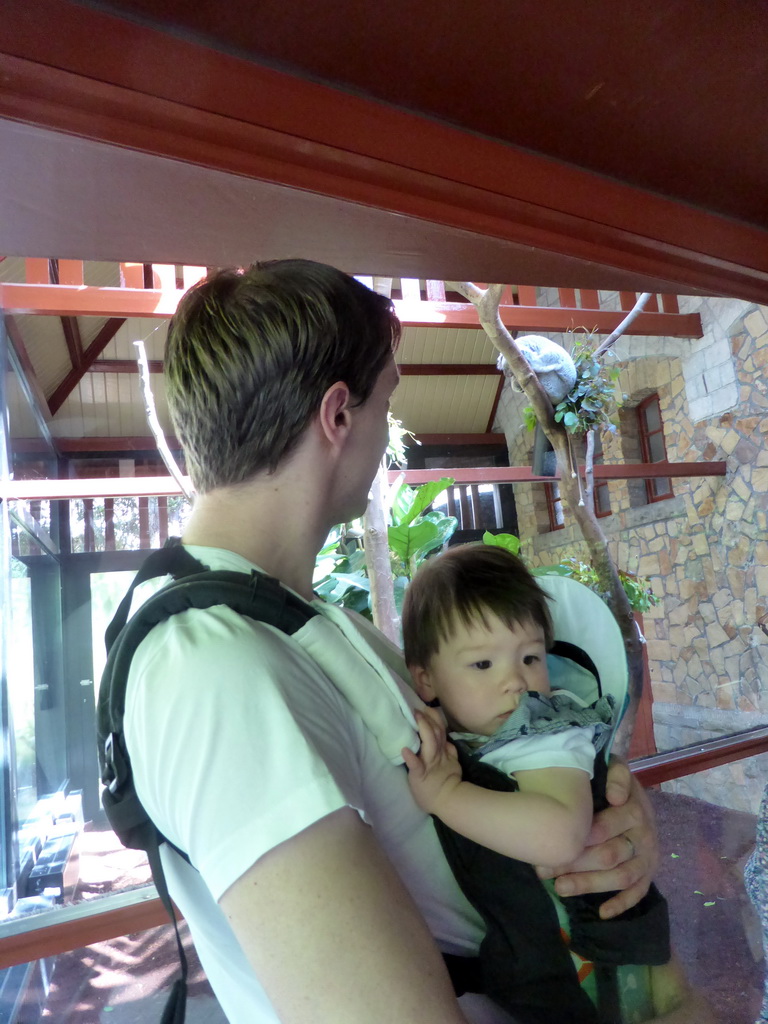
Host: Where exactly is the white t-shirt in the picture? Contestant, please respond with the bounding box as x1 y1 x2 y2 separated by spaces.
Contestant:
478 724 597 778
124 546 518 1024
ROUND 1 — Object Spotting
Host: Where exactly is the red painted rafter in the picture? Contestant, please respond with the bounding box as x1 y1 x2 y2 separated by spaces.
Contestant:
48 318 126 415
1 284 703 338
2 462 727 501
88 360 504 376
3 314 52 421
414 433 506 446
60 316 83 369
486 375 505 433
18 433 506 453
1 0 768 301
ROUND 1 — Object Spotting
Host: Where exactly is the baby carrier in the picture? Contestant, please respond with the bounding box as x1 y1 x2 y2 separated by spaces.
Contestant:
98 542 668 1024
435 574 670 1024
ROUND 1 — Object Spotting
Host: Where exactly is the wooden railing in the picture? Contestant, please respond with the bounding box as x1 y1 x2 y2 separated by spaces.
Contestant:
1 261 702 338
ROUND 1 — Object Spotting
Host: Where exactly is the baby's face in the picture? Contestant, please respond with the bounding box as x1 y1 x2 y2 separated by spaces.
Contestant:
414 613 550 737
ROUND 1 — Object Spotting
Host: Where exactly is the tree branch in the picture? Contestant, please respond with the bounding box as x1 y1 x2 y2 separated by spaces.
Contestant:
365 459 400 644
135 340 194 502
593 292 652 359
584 429 595 507
452 283 644 755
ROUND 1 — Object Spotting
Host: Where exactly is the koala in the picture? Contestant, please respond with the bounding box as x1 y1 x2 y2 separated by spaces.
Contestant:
497 334 577 403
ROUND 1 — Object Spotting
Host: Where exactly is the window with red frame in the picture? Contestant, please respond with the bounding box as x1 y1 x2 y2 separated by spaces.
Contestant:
544 482 565 531
637 394 673 503
592 432 611 517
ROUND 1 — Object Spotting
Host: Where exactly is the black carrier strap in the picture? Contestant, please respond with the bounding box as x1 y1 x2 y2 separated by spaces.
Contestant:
97 538 318 1024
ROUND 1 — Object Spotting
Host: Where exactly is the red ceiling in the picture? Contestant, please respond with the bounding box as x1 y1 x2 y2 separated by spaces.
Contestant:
1 0 767 300
87 0 768 229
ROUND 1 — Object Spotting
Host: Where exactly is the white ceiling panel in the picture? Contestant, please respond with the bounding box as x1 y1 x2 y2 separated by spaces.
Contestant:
391 374 498 434
398 325 496 364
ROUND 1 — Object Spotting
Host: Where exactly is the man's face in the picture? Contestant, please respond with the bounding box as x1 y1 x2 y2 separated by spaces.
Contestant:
338 356 400 520
414 613 551 737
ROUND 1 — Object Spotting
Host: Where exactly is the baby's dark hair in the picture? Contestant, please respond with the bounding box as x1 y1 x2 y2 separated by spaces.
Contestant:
402 543 554 668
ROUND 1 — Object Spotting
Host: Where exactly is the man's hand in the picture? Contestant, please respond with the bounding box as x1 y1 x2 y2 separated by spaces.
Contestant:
402 710 462 816
536 756 659 919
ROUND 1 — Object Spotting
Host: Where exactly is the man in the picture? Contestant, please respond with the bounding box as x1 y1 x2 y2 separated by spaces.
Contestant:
124 260 681 1023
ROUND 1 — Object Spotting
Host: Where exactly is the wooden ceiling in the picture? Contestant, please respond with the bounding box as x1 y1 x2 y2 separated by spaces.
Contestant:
1 0 767 302
90 0 768 231
1 0 766 458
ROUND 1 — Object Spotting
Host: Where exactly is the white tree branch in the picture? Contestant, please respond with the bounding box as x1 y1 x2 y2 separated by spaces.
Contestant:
135 340 194 503
593 292 652 358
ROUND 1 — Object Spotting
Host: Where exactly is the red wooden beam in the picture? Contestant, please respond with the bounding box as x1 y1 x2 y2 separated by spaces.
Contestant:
60 316 83 369
414 433 507 445
3 314 52 421
0 283 704 338
89 360 503 377
0 891 170 971
389 462 726 486
398 363 501 375
631 727 768 787
486 375 505 433
2 0 768 303
2 462 727 500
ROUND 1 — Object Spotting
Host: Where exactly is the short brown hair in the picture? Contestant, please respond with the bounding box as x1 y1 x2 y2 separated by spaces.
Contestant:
165 259 400 493
402 544 554 668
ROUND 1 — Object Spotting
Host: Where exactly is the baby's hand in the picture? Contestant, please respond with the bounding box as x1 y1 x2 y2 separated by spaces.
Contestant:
401 709 462 814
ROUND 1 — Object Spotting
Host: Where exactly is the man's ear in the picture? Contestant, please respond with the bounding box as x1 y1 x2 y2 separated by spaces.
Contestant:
410 665 438 705
318 381 352 448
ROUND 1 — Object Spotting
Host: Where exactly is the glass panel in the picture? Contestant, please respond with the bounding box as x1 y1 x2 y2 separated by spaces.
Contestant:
595 483 611 515
91 571 166 701
69 496 192 553
0 922 225 1022
647 758 765 1022
8 560 38 826
650 476 673 499
648 431 667 463
642 398 661 433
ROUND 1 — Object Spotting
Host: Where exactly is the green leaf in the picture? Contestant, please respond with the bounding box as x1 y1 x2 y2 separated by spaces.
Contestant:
341 587 372 616
523 406 537 432
389 479 417 527
393 575 409 616
388 519 439 563
330 571 371 592
482 531 521 554
390 477 454 527
563 411 579 428
399 478 455 527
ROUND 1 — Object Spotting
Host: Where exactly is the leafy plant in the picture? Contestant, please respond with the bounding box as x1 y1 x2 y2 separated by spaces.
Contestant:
314 477 458 619
552 336 623 436
537 557 659 613
481 531 521 555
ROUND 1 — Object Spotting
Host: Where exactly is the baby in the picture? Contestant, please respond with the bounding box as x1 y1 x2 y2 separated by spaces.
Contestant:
401 542 674 1024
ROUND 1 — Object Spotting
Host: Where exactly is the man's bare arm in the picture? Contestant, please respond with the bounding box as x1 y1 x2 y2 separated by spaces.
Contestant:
537 757 660 918
219 806 470 1024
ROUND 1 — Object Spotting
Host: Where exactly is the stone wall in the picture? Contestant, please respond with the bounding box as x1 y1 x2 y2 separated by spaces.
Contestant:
494 297 768 812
